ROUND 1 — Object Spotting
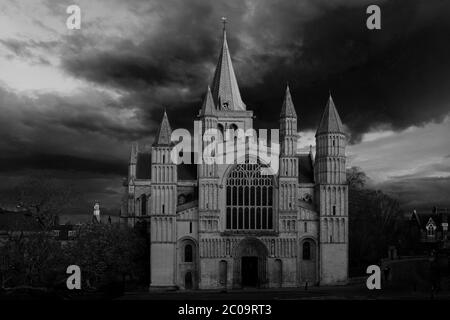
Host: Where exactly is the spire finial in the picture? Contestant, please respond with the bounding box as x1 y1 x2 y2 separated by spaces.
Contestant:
221 16 227 32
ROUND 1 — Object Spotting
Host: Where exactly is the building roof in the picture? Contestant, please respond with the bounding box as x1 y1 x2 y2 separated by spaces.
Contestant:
211 27 246 111
177 200 199 213
298 154 314 183
410 209 449 231
153 111 173 146
280 85 297 118
316 94 345 136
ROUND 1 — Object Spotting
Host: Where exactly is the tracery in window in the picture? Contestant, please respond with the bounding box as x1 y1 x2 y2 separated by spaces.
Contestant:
226 162 273 230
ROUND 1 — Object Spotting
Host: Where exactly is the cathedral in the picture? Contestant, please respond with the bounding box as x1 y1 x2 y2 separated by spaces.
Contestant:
121 24 349 290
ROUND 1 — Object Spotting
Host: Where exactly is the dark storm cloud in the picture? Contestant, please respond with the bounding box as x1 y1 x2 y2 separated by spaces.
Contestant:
389 157 450 180
1 0 450 214
0 86 142 176
59 0 450 143
0 154 126 175
0 38 58 64
379 176 450 211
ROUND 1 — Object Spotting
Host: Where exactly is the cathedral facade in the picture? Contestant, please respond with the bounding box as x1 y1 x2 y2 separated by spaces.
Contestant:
121 25 349 290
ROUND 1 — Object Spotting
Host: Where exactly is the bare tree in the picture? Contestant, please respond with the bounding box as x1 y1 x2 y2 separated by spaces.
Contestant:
347 168 404 276
0 173 79 289
13 173 78 230
347 166 368 190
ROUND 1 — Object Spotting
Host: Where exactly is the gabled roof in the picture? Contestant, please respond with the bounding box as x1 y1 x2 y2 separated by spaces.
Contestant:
316 93 345 136
426 217 437 229
177 200 199 213
280 85 297 118
153 111 173 146
211 28 246 111
410 210 449 231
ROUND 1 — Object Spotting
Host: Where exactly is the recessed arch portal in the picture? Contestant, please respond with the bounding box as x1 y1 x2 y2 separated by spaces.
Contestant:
233 237 268 288
299 238 317 284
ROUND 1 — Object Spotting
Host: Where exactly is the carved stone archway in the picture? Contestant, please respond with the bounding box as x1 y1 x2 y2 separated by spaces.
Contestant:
232 237 268 288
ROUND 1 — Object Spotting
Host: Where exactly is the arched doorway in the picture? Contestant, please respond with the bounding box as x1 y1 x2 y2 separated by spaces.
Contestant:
300 238 317 284
233 238 268 288
178 238 198 289
185 272 193 289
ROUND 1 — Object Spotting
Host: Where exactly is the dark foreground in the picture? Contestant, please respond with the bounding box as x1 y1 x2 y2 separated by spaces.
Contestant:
120 284 450 300
2 282 450 300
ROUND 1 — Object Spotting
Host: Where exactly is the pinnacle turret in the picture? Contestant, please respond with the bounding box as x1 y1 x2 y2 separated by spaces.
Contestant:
154 110 173 146
280 85 297 118
200 86 216 116
316 93 344 136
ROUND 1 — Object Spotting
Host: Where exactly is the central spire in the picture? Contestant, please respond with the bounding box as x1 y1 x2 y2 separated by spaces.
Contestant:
210 18 246 111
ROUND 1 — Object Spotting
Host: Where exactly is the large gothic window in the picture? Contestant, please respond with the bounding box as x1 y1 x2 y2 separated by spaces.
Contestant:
226 162 273 230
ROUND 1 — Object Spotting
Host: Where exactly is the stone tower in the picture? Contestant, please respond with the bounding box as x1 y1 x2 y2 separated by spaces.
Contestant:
150 111 178 288
198 86 221 289
314 94 348 284
279 85 299 219
198 88 220 232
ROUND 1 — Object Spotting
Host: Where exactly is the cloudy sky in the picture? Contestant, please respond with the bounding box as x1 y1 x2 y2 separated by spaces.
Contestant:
0 0 449 215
